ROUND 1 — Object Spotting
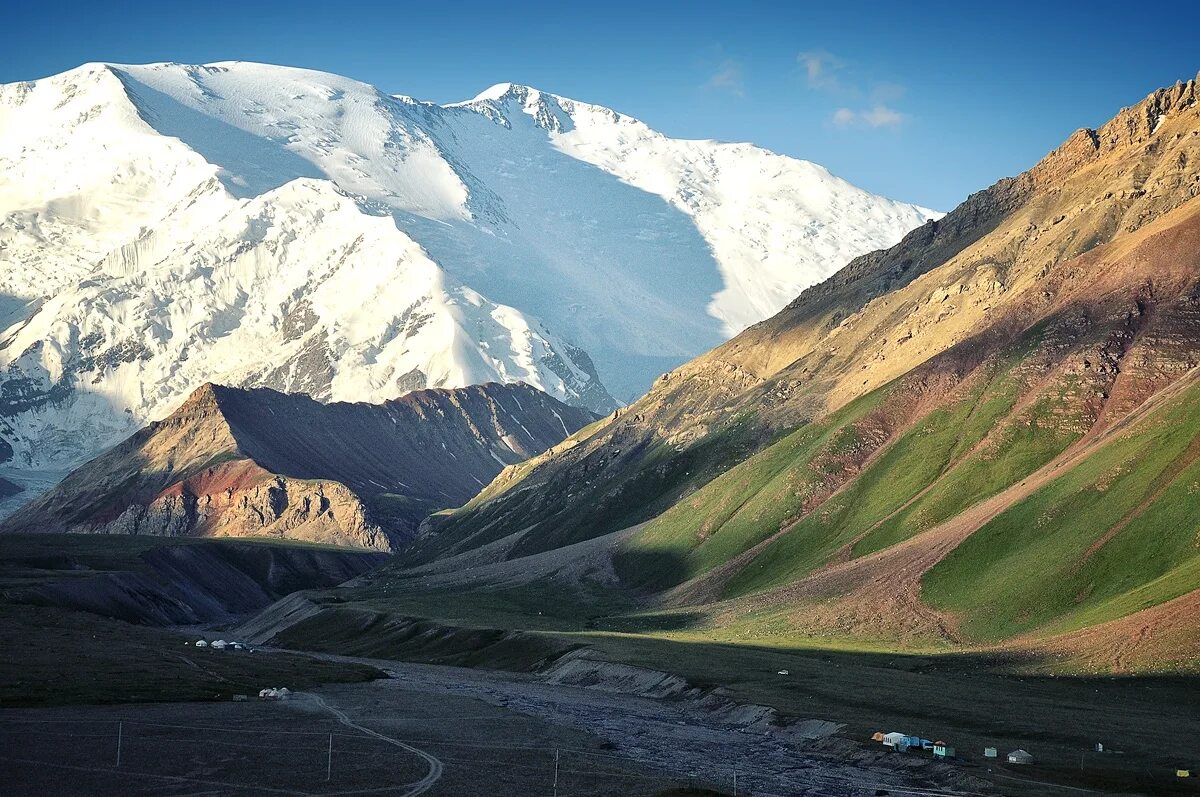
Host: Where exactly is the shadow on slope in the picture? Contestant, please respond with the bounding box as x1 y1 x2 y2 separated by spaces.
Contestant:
0 533 388 626
392 103 729 400
113 69 325 199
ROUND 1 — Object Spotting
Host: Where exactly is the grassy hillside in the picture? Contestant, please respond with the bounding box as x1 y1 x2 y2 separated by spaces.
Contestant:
924 377 1200 642
614 317 1098 602
611 389 887 591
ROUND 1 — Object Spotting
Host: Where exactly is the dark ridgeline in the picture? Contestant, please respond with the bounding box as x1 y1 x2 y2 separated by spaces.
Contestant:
0 382 595 551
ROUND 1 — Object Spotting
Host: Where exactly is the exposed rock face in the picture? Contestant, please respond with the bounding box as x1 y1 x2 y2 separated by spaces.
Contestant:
0 382 595 550
99 462 387 551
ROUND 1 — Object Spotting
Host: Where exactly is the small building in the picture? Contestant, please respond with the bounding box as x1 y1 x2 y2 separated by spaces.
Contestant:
871 732 885 743
933 742 955 759
983 747 998 758
195 640 208 648
1007 749 1035 765
882 733 926 752
1178 770 1191 778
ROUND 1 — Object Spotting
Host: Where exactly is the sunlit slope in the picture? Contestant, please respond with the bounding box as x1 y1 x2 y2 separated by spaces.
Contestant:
414 77 1200 663
424 76 1200 560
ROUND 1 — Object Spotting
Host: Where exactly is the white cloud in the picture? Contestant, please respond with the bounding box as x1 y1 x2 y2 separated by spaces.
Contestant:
830 104 905 129
802 49 909 129
797 49 846 91
832 107 857 126
706 59 745 97
862 104 905 127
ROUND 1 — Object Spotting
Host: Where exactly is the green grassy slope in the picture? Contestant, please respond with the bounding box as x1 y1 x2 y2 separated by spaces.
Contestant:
923 378 1200 641
412 410 772 562
616 321 1099 602
611 390 887 591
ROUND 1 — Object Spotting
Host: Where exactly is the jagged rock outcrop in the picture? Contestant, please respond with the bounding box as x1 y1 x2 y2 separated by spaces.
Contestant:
98 463 387 550
0 382 595 550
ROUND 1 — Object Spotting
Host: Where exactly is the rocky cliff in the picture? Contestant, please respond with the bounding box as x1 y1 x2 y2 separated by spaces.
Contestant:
0 382 595 550
0 477 22 500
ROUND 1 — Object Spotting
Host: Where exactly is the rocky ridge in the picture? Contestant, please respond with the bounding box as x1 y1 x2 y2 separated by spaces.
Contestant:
1 382 594 550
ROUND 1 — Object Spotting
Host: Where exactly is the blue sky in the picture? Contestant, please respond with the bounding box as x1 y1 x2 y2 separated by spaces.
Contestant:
4 0 1198 210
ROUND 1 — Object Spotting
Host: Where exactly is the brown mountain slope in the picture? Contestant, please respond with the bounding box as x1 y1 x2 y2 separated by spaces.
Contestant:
415 75 1200 568
1 382 594 551
395 76 1200 669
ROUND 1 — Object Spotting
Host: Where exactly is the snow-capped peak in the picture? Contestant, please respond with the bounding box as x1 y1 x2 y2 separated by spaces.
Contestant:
0 60 938 477
466 82 519 103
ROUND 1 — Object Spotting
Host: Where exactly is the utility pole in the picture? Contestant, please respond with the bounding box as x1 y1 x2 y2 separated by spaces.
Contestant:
115 721 123 768
552 748 560 797
327 733 334 781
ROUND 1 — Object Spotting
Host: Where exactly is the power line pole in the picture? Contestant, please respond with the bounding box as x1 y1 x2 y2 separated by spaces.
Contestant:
552 748 560 797
115 721 123 768
327 733 334 781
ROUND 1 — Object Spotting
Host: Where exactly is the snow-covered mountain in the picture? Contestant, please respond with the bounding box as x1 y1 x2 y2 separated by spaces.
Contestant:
0 61 938 472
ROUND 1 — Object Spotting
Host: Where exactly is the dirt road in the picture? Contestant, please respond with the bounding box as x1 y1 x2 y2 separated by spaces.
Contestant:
300 692 444 796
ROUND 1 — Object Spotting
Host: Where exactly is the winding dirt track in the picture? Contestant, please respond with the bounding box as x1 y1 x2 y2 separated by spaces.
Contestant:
299 693 444 796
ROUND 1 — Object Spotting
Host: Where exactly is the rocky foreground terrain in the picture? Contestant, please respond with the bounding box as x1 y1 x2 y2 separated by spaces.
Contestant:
0 382 593 550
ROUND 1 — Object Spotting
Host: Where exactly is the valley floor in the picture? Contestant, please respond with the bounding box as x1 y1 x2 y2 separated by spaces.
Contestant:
253 584 1200 797
0 652 982 797
0 679 677 797
5 534 1199 796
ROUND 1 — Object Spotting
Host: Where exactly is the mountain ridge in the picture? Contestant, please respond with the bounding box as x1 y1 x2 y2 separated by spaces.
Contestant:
0 381 595 551
0 60 936 478
403 74 1200 670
